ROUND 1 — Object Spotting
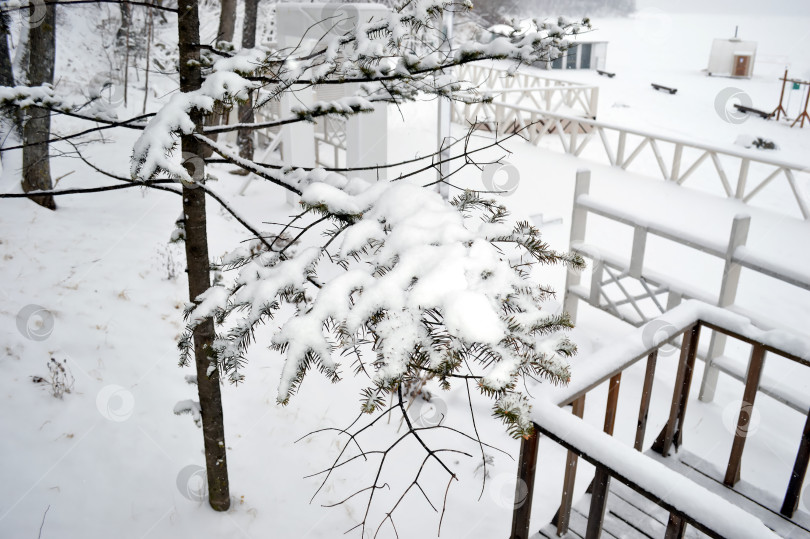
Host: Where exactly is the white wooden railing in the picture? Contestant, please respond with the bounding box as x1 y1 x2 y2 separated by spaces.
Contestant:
510 301 810 539
453 100 810 220
563 169 810 411
455 62 599 118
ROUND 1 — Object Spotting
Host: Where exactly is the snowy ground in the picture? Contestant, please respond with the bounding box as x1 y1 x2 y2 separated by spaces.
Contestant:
1 2 809 539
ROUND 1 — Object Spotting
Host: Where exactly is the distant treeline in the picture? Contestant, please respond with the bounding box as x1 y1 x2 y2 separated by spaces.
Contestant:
468 0 636 25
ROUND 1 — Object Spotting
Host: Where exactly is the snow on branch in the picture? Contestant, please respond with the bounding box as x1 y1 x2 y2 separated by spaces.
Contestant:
183 181 583 440
130 0 588 182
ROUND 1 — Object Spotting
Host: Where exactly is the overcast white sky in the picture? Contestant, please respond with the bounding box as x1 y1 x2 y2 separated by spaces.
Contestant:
638 0 810 16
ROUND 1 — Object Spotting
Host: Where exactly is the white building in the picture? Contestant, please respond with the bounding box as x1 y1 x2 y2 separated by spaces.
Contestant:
541 41 608 71
274 3 391 184
707 37 757 78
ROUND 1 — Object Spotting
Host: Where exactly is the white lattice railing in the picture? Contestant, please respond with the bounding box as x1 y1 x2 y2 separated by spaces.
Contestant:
314 116 346 169
455 101 810 220
455 62 599 118
563 169 810 411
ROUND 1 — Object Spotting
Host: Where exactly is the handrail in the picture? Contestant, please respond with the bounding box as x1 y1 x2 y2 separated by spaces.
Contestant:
509 300 810 538
463 103 809 172
454 99 810 220
545 301 810 408
531 401 779 539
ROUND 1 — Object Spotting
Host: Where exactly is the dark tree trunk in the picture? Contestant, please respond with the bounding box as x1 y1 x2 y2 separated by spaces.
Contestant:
236 0 259 160
117 1 131 42
0 13 14 87
21 4 56 210
178 0 230 511
200 0 238 159
217 0 236 43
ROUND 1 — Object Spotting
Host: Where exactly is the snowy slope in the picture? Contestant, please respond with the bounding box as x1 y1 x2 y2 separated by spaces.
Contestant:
1 3 809 539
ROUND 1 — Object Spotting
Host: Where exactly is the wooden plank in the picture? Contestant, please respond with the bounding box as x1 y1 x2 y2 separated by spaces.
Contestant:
573 506 618 539
724 344 767 486
665 513 687 539
604 373 622 436
555 396 587 535
781 410 810 517
610 480 671 528
585 466 611 539
656 450 810 537
635 351 658 451
674 323 701 449
511 430 540 539
653 323 701 456
607 490 663 538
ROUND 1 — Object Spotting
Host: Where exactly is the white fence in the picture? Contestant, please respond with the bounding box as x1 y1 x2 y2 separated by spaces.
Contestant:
454 62 599 118
563 169 810 411
453 70 810 221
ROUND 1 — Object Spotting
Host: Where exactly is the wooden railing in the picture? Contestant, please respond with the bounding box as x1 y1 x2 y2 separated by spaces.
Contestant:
563 170 810 410
454 62 599 118
313 115 346 168
452 103 810 220
510 301 810 539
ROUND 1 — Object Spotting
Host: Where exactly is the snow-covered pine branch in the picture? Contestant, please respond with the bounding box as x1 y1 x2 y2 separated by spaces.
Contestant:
183 181 583 439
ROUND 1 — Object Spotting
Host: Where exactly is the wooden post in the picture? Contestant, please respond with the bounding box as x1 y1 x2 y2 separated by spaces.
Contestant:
553 396 586 536
635 351 658 451
791 81 810 128
736 159 750 200
674 324 701 450
563 169 591 323
724 345 766 486
603 373 622 436
589 86 599 119
629 226 647 279
585 466 611 539
781 411 810 517
616 131 626 167
653 323 700 457
510 428 540 539
670 143 683 182
700 215 750 403
664 513 687 539
771 69 789 121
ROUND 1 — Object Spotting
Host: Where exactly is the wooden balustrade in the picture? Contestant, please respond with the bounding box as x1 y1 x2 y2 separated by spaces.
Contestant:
509 310 810 538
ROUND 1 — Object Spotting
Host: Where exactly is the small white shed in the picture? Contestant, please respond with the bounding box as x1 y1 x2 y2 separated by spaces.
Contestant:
707 37 757 78
539 41 608 71
273 3 391 184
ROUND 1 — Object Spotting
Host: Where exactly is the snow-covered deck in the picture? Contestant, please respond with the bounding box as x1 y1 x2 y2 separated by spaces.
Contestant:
509 301 810 539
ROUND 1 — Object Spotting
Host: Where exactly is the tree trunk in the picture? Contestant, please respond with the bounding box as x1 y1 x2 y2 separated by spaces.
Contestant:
217 0 236 43
0 13 14 87
21 4 56 210
200 0 238 159
117 1 131 43
177 0 230 512
236 0 259 160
